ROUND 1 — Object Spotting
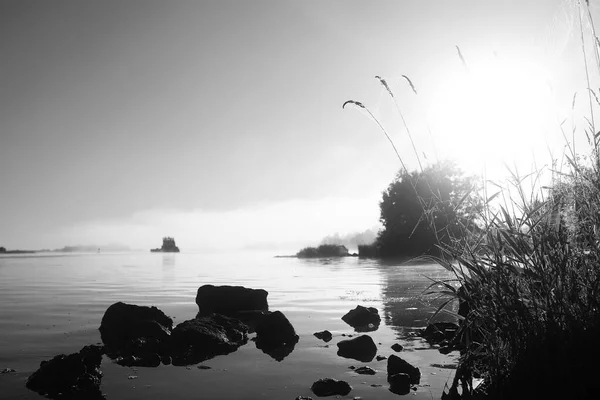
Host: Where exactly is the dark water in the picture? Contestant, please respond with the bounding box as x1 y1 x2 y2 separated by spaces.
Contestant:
0 252 459 399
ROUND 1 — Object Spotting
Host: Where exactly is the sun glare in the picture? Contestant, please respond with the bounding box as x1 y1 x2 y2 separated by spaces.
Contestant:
428 54 557 178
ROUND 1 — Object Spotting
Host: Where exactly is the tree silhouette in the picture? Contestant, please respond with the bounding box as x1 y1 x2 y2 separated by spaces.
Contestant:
375 161 480 258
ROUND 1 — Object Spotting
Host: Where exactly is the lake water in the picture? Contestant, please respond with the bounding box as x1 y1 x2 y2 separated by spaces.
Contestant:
0 252 459 399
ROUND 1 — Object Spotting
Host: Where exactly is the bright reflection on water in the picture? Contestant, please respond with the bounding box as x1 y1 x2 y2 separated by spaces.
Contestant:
0 252 458 399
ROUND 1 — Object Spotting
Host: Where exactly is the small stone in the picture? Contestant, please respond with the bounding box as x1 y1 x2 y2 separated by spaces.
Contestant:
1 368 16 373
354 366 376 375
295 396 313 400
349 366 356 370
197 365 211 370
128 375 138 380
370 384 383 387
376 355 387 361
391 343 404 352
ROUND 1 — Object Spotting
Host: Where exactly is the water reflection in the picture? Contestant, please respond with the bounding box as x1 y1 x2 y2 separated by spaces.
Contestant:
374 258 457 338
255 339 297 361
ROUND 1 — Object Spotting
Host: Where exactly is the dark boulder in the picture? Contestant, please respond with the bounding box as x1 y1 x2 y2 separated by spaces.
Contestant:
255 311 299 361
341 306 381 331
388 373 411 395
420 322 459 344
314 330 333 342
170 314 249 366
26 345 104 399
99 302 173 364
354 366 376 375
195 285 268 316
336 334 377 362
387 354 420 384
311 378 352 397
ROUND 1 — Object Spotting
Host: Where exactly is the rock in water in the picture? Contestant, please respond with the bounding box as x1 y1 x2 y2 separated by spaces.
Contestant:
336 334 377 362
391 343 404 352
354 366 376 375
170 314 249 366
26 345 104 399
313 330 333 342
99 302 173 366
341 306 381 331
387 354 420 384
311 378 352 397
420 322 459 344
255 310 299 361
195 285 268 316
388 373 411 395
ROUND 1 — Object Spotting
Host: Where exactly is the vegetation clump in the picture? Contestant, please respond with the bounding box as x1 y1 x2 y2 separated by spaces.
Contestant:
358 161 481 258
296 244 350 258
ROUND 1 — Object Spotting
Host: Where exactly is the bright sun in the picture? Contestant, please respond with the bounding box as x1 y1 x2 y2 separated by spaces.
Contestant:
427 54 557 178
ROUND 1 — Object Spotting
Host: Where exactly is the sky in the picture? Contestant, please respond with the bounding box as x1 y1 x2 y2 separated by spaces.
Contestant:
1 0 599 252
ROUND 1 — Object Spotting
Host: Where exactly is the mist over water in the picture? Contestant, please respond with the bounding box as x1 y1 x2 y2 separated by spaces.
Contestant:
0 252 457 399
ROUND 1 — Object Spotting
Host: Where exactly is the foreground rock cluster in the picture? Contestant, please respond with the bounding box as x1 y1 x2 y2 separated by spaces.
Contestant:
26 284 453 399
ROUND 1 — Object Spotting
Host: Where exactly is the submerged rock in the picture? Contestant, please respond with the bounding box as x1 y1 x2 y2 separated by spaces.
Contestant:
341 306 381 331
420 322 459 344
311 378 352 397
195 285 268 316
313 330 333 342
354 366 376 375
170 314 249 366
387 354 420 384
255 310 299 361
388 372 411 395
99 302 173 366
26 344 104 399
337 334 377 362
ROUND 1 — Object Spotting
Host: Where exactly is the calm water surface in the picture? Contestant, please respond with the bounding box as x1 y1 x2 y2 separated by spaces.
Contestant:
0 252 458 399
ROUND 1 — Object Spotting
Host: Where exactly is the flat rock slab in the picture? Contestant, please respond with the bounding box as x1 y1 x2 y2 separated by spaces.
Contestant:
354 366 376 375
196 285 268 316
337 334 377 362
26 345 104 400
311 378 352 397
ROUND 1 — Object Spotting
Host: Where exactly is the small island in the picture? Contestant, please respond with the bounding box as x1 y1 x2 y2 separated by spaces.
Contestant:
296 244 356 258
0 246 37 254
151 237 180 253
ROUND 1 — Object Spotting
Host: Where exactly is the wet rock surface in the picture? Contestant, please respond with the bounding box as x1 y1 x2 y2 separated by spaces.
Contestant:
170 313 249 366
342 305 381 331
387 354 421 384
388 372 411 395
256 311 300 350
311 378 352 397
99 302 173 365
337 334 377 362
195 285 268 316
26 344 104 399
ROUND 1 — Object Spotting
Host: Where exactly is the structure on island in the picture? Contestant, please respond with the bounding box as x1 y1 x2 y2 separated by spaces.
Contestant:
151 237 180 253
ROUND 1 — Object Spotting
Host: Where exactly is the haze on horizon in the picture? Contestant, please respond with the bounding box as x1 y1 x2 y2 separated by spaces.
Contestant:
1 0 597 252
